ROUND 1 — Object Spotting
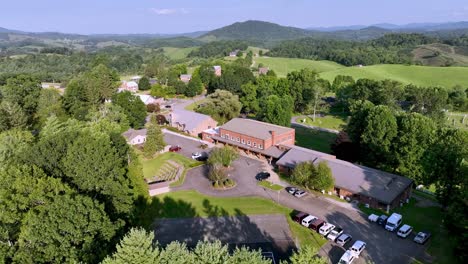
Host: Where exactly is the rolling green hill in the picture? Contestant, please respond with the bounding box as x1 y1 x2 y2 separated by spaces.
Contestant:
412 43 468 66
253 57 344 76
161 47 197 60
319 64 468 87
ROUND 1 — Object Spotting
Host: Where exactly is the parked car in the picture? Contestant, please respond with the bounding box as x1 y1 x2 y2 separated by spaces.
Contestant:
377 214 388 226
309 218 325 232
385 213 402 231
336 234 353 247
368 214 379 222
255 171 271 181
191 152 203 159
319 223 336 236
414 231 431 244
327 227 343 241
195 155 208 161
292 211 309 223
338 250 356 264
349 240 366 257
301 215 317 228
285 187 298 194
397 224 413 238
169 145 181 152
294 190 307 198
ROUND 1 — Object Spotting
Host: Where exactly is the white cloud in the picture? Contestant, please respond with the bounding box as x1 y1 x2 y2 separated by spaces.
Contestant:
149 8 189 15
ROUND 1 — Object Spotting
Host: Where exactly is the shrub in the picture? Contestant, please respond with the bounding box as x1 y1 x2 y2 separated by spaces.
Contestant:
207 146 238 167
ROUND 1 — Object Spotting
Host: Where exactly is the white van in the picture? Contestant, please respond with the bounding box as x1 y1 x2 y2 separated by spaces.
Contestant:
385 213 402 231
301 215 317 227
319 223 335 236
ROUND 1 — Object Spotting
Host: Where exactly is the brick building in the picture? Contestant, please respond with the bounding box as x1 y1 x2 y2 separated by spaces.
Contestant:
167 109 217 137
209 118 295 162
276 146 413 211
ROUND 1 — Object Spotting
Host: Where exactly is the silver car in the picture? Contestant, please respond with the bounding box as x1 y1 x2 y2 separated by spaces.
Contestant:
336 233 353 247
294 190 307 198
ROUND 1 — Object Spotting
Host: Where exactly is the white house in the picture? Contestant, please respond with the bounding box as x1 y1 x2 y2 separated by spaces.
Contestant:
118 81 138 93
137 94 160 105
122 129 147 145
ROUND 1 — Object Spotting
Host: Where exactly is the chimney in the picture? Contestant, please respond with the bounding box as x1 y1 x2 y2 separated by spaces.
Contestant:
271 130 276 145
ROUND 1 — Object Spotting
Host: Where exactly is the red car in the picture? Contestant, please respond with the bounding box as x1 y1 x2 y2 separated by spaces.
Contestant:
169 145 181 152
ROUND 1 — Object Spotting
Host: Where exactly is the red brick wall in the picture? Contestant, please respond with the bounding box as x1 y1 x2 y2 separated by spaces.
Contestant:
191 118 217 137
219 128 266 150
273 130 295 145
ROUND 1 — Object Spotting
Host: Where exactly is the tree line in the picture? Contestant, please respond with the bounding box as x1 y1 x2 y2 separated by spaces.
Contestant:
267 33 446 66
188 40 248 58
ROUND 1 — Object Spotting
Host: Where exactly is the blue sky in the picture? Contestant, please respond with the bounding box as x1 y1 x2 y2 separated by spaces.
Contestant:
1 0 468 34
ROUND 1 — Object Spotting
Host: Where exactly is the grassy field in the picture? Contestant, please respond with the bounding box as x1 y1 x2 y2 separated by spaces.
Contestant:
140 190 326 248
253 57 344 77
446 112 468 130
297 114 348 131
294 126 337 154
139 152 202 179
319 64 468 87
161 47 196 60
359 199 454 264
257 181 284 191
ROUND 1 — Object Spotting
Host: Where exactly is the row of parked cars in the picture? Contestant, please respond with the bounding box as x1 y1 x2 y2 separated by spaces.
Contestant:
368 213 431 244
292 211 366 264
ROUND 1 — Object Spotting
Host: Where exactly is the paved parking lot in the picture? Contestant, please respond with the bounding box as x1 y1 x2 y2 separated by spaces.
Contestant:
155 214 296 263
162 132 431 264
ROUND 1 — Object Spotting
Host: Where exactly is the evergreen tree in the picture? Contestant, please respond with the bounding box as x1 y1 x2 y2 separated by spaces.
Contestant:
138 76 151 91
143 116 165 158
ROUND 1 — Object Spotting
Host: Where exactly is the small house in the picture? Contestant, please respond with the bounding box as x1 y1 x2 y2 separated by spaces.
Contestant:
213 65 222 77
122 129 147 145
180 74 192 84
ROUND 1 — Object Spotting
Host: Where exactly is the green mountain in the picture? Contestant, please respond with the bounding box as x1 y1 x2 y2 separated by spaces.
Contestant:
199 20 311 42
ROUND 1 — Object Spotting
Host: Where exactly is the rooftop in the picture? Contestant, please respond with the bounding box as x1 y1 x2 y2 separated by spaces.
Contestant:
211 135 287 158
220 118 294 140
170 109 216 132
276 146 413 204
122 128 147 141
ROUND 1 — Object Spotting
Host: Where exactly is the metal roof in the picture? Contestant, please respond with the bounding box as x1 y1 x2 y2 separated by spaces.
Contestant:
276 146 413 204
220 118 294 140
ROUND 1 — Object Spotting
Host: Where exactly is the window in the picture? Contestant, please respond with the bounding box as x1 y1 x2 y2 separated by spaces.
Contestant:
241 139 245 144
259 144 263 149
253 142 257 147
236 137 240 142
208 126 211 129
231 136 234 141
225 134 229 139
247 140 251 146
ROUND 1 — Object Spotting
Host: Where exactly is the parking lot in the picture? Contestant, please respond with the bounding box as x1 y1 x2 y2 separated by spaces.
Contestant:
162 132 432 264
155 214 296 263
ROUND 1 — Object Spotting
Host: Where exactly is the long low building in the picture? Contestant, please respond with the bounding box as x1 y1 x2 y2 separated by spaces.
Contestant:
276 145 413 211
205 118 295 161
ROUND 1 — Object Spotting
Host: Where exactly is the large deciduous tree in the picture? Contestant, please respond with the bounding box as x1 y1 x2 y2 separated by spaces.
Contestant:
257 95 293 127
112 91 147 129
197 90 241 123
143 116 165 158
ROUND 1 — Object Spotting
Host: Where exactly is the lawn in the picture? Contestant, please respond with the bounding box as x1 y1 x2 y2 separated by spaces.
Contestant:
446 112 468 130
161 47 197 60
257 181 284 191
293 126 337 154
254 57 344 77
359 199 455 264
319 64 468 88
139 152 202 179
184 99 207 111
297 114 348 131
140 190 326 249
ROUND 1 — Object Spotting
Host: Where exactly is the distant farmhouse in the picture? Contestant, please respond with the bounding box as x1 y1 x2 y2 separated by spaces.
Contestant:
41 82 62 89
180 74 192 84
167 109 217 137
118 81 138 93
203 117 413 210
122 128 147 145
229 50 240 57
213 65 222 76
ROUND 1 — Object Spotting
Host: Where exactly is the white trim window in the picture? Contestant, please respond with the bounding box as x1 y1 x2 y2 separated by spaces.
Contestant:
241 139 245 144
236 137 240 142
259 144 263 149
247 140 251 146
253 142 257 147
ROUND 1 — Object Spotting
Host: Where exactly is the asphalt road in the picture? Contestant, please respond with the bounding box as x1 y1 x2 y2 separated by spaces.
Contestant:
162 133 431 264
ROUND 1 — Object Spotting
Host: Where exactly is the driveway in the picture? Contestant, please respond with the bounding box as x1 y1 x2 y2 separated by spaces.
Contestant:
169 154 431 264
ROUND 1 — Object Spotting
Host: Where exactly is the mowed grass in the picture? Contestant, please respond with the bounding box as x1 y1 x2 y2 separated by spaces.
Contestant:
254 57 344 77
298 115 348 131
142 190 326 248
257 181 284 191
294 126 337 154
446 112 468 130
319 64 468 88
359 199 455 264
162 47 197 60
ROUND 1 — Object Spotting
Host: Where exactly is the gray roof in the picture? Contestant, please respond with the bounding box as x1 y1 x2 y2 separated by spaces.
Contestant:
122 128 147 141
170 109 215 132
211 135 287 158
220 118 294 140
277 146 413 204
